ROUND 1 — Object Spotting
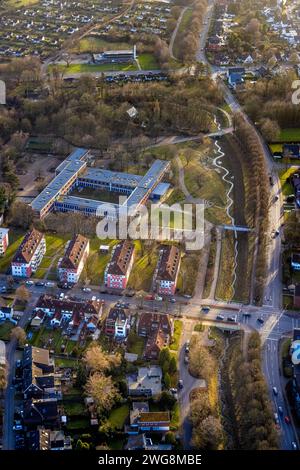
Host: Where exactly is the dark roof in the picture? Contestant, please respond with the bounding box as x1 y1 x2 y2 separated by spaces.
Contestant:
107 306 127 322
23 399 58 427
12 229 44 264
59 234 89 270
292 253 300 264
283 144 300 157
138 312 173 337
156 245 180 282
293 328 300 340
106 241 134 276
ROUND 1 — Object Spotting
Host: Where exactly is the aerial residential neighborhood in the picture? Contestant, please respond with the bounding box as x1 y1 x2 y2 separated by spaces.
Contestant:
1 0 300 462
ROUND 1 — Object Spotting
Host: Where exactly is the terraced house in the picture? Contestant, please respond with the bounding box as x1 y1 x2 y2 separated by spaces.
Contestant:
153 245 181 296
11 229 46 278
57 234 89 284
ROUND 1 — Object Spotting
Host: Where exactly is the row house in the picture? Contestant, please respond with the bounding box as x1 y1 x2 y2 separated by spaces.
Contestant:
23 398 59 430
22 346 57 400
137 312 173 360
11 228 46 278
104 240 135 289
27 428 72 451
32 294 103 333
153 245 181 296
105 306 129 338
57 234 89 284
0 228 9 255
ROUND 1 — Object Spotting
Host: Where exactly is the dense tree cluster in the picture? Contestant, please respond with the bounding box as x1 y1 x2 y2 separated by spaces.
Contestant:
226 332 278 450
175 0 208 63
234 114 270 304
238 70 300 138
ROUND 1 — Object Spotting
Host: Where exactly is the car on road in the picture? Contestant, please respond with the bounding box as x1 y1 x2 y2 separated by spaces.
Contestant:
227 315 237 322
184 355 189 365
185 342 190 353
284 416 291 424
278 406 283 415
257 317 264 324
45 281 55 287
216 314 224 321
202 306 210 313
272 387 278 396
82 287 91 293
155 295 163 301
25 280 34 286
292 441 297 450
13 424 23 431
178 380 184 389
35 281 45 287
183 294 192 299
169 298 176 303
274 413 280 428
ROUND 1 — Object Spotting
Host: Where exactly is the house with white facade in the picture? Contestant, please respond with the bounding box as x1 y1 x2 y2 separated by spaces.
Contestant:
58 234 89 284
11 229 46 278
0 228 9 255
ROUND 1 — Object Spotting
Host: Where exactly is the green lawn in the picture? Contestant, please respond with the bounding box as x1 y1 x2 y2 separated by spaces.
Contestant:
279 167 297 196
169 320 183 352
126 331 145 357
78 37 131 54
170 402 180 430
55 357 79 368
127 240 158 291
0 229 25 274
107 404 129 430
63 401 87 416
138 53 159 70
0 320 14 341
49 63 138 74
66 417 90 430
278 129 300 142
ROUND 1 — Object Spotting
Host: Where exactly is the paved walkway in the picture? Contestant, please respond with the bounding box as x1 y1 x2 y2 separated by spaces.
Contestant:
169 7 189 60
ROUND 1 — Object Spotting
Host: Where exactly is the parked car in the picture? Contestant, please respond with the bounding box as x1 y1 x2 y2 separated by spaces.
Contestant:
292 442 297 450
25 280 34 286
169 298 176 303
227 315 237 322
202 306 210 313
216 314 224 321
184 355 189 365
272 387 278 396
284 416 291 424
257 317 264 324
46 282 55 287
35 281 45 287
155 295 163 301
82 287 91 293
278 406 283 415
178 380 184 389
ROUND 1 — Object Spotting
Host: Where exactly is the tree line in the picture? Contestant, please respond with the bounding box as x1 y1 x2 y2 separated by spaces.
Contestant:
225 331 278 450
234 114 270 304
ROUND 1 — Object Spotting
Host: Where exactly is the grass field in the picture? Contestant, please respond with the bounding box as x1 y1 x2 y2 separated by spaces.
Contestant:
49 62 138 74
78 37 131 53
169 320 183 352
0 229 25 274
83 238 118 285
107 404 129 430
278 129 300 142
126 331 145 358
279 167 297 196
138 53 159 70
215 231 235 301
127 240 158 291
63 401 86 416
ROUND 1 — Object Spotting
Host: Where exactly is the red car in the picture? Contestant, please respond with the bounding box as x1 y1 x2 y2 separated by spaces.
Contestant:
284 416 291 424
